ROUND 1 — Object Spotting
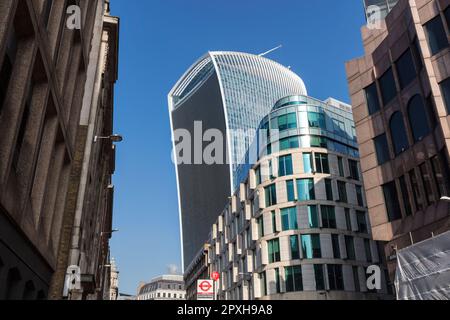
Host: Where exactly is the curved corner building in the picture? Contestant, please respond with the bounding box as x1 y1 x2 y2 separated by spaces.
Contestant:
168 51 307 269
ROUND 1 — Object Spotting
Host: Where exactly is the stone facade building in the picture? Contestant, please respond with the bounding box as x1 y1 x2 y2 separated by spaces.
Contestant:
0 0 119 300
346 0 450 281
185 95 392 300
136 275 186 301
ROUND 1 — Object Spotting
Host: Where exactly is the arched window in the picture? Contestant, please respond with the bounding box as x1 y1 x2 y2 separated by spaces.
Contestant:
408 95 430 142
5 268 22 300
23 280 36 300
390 112 409 155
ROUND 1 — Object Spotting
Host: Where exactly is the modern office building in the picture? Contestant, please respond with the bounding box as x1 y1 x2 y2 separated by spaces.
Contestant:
0 0 119 300
346 0 450 281
136 275 186 301
185 95 392 300
169 51 307 270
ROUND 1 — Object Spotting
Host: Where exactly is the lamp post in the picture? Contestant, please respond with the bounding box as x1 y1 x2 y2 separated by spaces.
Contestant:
94 134 123 143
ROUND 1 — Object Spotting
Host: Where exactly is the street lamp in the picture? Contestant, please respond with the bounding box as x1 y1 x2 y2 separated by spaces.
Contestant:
101 229 119 237
94 134 123 143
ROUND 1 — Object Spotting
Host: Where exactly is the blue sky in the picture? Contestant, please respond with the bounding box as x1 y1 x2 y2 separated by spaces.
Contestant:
110 0 367 294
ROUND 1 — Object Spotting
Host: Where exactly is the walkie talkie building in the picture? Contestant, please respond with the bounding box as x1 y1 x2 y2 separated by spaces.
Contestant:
168 51 307 269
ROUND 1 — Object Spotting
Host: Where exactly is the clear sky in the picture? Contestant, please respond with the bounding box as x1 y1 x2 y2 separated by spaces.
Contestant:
109 0 367 295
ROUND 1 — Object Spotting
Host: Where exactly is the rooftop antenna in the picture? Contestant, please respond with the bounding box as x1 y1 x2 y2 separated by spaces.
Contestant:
259 45 283 57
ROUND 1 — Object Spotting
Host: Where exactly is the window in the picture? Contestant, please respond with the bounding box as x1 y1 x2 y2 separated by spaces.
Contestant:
374 134 390 165
325 179 333 201
396 49 416 89
345 208 352 231
286 180 295 202
13 84 33 168
281 207 298 231
412 37 423 71
348 160 359 180
379 68 397 105
431 155 449 198
440 78 450 114
314 265 325 291
337 156 344 176
268 239 280 263
337 181 347 203
290 235 300 260
424 15 448 55
353 266 361 292
310 136 327 148
390 112 409 155
356 211 367 233
278 113 297 131
315 153 330 174
271 211 277 233
285 266 303 292
257 216 264 238
356 185 364 207
260 272 267 296
308 205 319 228
279 137 299 151
409 169 424 211
301 234 321 259
321 206 336 229
308 112 326 129
364 239 373 262
365 83 381 115
279 155 293 176
275 268 281 293
383 181 402 221
407 95 430 142
327 265 344 290
265 184 277 207
0 30 17 114
420 162 437 204
297 178 315 201
255 167 261 185
303 153 313 173
332 234 340 259
345 236 356 260
399 176 412 216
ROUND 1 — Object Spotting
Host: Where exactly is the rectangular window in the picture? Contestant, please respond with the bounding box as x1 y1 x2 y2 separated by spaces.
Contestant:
260 272 267 296
286 180 295 202
325 179 333 201
399 176 412 216
310 136 327 148
379 68 397 106
424 15 448 55
348 160 359 180
337 181 348 203
0 30 17 114
290 235 300 260
365 82 381 115
327 265 344 290
364 239 373 262
315 153 330 174
409 169 425 211
396 49 416 89
281 207 298 231
297 178 315 201
271 211 277 234
268 239 280 263
374 134 390 165
356 185 364 207
308 112 326 129
13 83 33 168
345 236 356 260
308 205 319 228
257 216 264 238
353 266 361 292
278 113 297 131
412 37 424 71
279 137 299 151
332 234 340 259
345 208 352 231
440 78 450 114
285 266 303 292
321 206 336 229
303 153 313 173
337 156 345 177
431 155 449 198
314 265 325 291
279 155 293 177
356 211 368 233
420 162 437 204
301 234 321 259
383 181 402 221
265 184 277 207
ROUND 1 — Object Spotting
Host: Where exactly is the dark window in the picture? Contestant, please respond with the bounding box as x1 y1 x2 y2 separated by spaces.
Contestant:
308 112 326 129
337 181 347 203
353 266 361 292
286 180 295 202
285 266 303 292
290 235 300 260
379 68 397 105
321 206 336 229
409 169 425 211
265 184 277 207
0 30 17 114
327 265 344 290
356 185 364 207
268 239 280 263
345 236 356 260
310 136 327 148
383 181 402 221
279 155 293 176
412 37 424 71
260 272 267 297
364 239 373 263
275 268 281 293
440 77 450 114
399 176 412 216
314 265 325 291
424 15 448 55
278 113 297 131
348 160 359 180
279 137 299 151
332 234 340 259
420 162 437 204
431 154 449 198
365 83 381 115
426 95 438 129
446 7 450 30
345 208 352 231
356 211 368 233
281 207 297 231
315 153 330 174
396 49 416 89
271 211 277 234
407 95 430 142
389 112 409 155
337 156 344 176
325 179 333 201
302 234 321 259
257 216 264 237
13 83 33 169
308 205 319 228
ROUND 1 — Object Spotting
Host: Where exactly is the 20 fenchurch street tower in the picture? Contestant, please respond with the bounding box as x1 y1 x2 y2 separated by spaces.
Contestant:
168 51 307 269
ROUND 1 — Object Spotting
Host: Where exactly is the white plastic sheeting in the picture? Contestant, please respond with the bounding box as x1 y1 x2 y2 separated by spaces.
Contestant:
395 231 450 300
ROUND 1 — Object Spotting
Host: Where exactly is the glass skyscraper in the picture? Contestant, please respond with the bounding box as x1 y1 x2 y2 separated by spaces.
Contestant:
168 51 307 269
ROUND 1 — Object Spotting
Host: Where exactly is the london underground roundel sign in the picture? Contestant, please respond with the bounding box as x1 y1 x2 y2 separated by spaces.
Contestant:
212 272 220 282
